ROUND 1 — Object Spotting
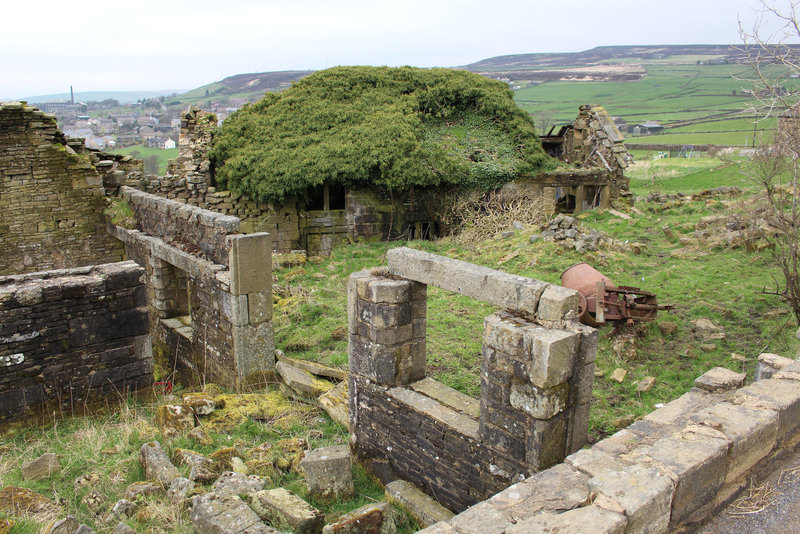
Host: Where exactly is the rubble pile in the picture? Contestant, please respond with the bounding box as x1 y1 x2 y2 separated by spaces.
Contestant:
534 214 614 252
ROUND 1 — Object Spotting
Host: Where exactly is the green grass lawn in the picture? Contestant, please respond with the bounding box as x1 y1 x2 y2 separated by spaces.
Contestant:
112 145 177 175
515 62 791 145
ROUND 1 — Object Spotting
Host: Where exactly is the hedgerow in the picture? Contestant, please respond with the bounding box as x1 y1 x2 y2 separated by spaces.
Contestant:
209 66 554 203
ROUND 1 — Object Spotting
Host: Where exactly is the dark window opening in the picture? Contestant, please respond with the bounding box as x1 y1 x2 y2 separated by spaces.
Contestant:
329 184 346 210
407 221 434 241
305 185 325 211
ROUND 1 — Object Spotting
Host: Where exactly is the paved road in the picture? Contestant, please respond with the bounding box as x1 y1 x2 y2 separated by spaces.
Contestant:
701 446 800 534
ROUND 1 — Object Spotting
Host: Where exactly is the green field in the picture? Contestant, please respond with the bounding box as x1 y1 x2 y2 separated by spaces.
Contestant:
112 145 177 175
514 61 792 145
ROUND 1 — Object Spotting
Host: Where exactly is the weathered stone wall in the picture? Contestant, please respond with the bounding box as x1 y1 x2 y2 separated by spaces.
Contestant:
109 187 274 389
0 101 124 275
0 262 152 424
348 248 593 513
418 360 800 533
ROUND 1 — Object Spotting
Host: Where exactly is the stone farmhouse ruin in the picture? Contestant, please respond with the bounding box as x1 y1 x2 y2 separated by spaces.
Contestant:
4 99 798 533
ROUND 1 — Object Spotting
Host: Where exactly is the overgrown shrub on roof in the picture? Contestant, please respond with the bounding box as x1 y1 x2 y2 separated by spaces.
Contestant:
209 66 555 203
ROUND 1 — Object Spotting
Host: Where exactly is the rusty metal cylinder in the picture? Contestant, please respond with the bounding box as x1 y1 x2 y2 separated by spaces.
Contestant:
561 262 616 327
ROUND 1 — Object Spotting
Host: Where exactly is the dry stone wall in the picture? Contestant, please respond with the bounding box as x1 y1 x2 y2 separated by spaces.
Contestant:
348 248 593 513
0 262 152 423
417 361 800 534
109 187 274 389
0 101 124 274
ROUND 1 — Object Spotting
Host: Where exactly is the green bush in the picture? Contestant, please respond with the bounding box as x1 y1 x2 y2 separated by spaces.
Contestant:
210 66 554 203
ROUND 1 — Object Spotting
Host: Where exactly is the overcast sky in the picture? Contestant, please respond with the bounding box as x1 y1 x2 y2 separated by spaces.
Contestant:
0 0 789 99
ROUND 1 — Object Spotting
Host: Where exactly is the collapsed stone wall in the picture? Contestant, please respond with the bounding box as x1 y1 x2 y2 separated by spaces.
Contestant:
348 248 593 513
109 187 274 389
0 101 125 275
0 262 152 424
419 359 800 533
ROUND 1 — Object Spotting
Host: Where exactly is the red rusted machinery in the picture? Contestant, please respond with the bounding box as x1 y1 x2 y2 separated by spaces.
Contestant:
561 263 672 330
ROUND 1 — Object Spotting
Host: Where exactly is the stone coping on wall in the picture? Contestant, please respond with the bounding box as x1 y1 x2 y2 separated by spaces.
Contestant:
417 361 800 534
386 247 579 324
121 185 240 234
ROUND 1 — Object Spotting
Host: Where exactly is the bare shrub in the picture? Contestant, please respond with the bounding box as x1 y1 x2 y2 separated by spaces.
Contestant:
424 185 552 247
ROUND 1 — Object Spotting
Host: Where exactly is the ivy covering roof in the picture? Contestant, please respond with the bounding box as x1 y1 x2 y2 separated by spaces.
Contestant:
209 66 554 203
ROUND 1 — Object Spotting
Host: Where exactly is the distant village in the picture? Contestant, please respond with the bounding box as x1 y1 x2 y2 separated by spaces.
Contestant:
35 95 247 154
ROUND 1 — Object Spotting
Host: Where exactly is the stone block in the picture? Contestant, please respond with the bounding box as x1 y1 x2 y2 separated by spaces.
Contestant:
414 523 458 534
510 381 569 419
321 502 395 534
734 378 800 445
448 501 511 534
774 359 800 381
229 233 271 295
232 321 275 382
190 492 274 534
409 377 480 418
247 291 272 324
250 488 323 534
155 404 195 438
359 301 412 329
756 353 794 381
537 284 580 322
221 293 249 327
641 431 728 524
21 453 60 480
529 329 580 388
505 506 626 534
139 442 180 486
385 480 454 527
488 463 590 521
368 278 412 303
276 361 334 399
525 412 568 470
566 447 631 478
689 402 778 483
588 465 673 534
386 247 549 317
302 445 353 501
389 387 480 440
693 367 746 392
211 471 266 498
348 271 371 334
318 381 350 429
644 390 717 428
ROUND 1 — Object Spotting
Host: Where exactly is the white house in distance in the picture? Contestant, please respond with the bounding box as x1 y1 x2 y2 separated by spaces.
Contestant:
164 138 176 150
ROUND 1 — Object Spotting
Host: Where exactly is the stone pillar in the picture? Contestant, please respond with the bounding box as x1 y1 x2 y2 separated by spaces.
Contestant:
574 186 585 215
228 232 275 385
481 311 590 471
600 185 611 209
348 270 426 386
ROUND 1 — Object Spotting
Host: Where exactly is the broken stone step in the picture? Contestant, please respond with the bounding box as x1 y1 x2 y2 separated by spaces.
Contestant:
250 488 324 534
385 480 454 527
318 381 350 429
190 493 278 534
322 502 395 534
276 352 348 381
277 361 335 401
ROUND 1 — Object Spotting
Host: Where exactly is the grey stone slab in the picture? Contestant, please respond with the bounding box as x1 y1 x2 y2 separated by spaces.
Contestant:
386 247 551 318
589 464 674 534
139 441 180 486
211 471 266 498
537 285 580 322
510 381 569 419
447 501 512 534
756 353 794 381
302 445 353 501
388 387 480 440
505 506 626 534
229 233 271 295
250 488 323 534
410 377 480 418
232 321 275 380
693 367 746 392
321 502 395 534
690 402 778 483
190 492 274 534
641 431 728 524
385 480 454 527
644 390 719 428
734 378 800 446
566 447 631 478
488 463 590 522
